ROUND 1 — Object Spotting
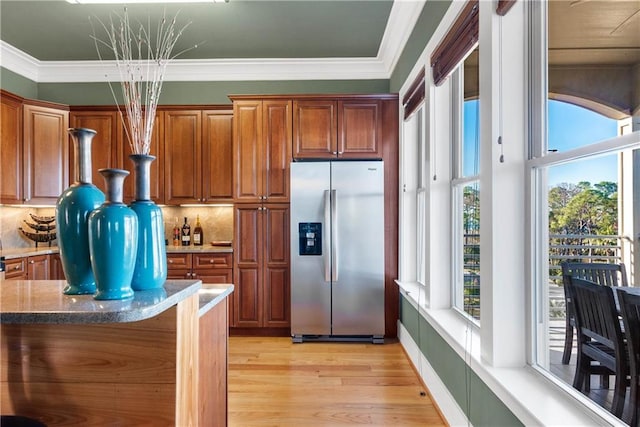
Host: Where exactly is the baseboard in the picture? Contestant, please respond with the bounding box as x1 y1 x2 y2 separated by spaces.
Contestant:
397 320 470 427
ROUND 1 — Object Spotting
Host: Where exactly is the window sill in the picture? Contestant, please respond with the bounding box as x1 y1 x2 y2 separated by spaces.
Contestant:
396 280 625 427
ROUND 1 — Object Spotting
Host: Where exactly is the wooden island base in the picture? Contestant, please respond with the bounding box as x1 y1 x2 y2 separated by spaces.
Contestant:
0 281 232 427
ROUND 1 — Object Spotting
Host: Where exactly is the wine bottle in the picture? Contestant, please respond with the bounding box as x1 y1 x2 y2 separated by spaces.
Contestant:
193 215 203 246
172 217 180 246
181 217 191 246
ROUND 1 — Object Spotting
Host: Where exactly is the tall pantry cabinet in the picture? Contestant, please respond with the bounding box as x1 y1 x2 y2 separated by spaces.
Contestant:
231 97 291 331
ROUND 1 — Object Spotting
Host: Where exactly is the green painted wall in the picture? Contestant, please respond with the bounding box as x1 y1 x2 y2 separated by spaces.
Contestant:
389 0 452 92
35 79 390 106
400 295 524 427
0 67 37 99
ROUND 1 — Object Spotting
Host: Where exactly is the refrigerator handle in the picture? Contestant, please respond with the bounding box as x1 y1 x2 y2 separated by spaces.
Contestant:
323 190 331 282
331 189 338 282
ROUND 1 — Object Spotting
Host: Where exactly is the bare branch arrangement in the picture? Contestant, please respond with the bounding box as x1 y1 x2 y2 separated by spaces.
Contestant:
92 8 193 154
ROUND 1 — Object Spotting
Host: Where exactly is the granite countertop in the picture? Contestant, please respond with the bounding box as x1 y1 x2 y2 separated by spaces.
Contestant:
2 245 233 259
166 245 233 254
2 246 60 259
0 279 201 324
198 283 234 316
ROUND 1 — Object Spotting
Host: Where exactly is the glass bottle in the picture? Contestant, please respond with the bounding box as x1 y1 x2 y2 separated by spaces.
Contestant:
193 215 204 246
172 217 181 246
181 217 191 246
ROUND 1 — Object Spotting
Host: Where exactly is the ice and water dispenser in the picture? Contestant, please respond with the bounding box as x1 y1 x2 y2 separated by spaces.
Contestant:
298 222 322 256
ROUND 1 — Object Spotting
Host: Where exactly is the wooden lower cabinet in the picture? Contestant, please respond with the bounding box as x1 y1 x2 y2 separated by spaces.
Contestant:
233 203 290 330
26 254 49 280
50 253 65 280
167 252 233 283
4 258 26 280
4 255 49 280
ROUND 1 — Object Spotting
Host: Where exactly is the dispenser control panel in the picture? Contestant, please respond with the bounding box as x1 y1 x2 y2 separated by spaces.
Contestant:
298 222 322 256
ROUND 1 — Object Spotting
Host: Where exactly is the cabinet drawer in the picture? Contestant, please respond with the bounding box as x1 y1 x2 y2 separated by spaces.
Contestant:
5 257 26 279
167 253 192 269
194 253 232 269
196 269 233 284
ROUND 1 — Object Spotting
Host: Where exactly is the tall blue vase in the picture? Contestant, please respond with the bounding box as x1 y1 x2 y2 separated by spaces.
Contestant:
88 169 138 300
129 154 167 290
56 128 105 295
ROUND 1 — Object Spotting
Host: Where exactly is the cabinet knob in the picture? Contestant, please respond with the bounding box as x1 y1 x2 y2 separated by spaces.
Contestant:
14 265 20 270
168 259 173 264
209 259 214 264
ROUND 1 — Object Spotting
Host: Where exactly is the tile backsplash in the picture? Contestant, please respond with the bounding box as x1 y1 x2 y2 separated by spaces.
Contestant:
0 205 234 251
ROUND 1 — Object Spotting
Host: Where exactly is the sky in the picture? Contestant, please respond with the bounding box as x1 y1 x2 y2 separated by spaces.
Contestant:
463 99 620 185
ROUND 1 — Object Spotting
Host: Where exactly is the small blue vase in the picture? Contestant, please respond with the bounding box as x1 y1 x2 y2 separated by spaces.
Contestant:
129 154 167 291
56 128 105 295
89 168 138 300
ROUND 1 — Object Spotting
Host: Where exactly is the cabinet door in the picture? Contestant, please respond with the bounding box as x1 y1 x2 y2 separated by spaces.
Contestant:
164 110 202 204
292 100 337 159
202 110 233 202
50 253 65 280
70 111 121 194
234 205 263 327
263 204 290 328
5 258 26 280
0 93 23 204
121 113 164 204
23 104 69 204
233 101 263 202
338 99 382 159
263 100 292 202
27 255 50 280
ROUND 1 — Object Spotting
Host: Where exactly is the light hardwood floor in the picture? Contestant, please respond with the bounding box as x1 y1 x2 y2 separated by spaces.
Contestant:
228 337 447 426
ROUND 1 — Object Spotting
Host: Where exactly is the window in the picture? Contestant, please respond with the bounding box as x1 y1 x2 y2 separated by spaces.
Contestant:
530 0 640 418
401 104 427 286
452 48 480 321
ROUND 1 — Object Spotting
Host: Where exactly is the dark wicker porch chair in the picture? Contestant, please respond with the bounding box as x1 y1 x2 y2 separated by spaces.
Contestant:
561 262 628 365
618 290 640 427
567 277 629 418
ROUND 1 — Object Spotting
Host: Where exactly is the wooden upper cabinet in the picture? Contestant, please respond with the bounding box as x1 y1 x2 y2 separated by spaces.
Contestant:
164 110 202 205
338 99 382 159
202 110 233 202
293 99 337 159
233 99 292 203
121 113 164 204
23 103 69 204
0 92 23 204
293 98 383 159
263 100 292 202
234 100 263 202
69 110 121 194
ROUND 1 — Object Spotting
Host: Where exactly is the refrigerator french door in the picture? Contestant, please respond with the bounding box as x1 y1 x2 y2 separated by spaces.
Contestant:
290 160 384 343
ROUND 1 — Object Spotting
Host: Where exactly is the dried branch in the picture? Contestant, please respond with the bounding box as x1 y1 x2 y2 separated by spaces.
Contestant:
91 8 193 154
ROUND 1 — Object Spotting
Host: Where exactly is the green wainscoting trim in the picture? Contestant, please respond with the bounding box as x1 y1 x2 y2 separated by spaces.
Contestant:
389 0 451 92
35 80 390 106
0 67 37 99
400 295 523 427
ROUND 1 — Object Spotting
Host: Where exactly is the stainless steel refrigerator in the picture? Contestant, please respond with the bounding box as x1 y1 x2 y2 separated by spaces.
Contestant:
290 160 385 343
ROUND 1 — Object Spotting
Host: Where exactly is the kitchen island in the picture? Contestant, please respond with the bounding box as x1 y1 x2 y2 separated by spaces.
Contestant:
0 280 233 426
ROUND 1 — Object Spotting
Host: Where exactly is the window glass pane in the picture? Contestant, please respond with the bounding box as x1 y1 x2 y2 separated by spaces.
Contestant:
547 100 618 152
462 181 480 320
462 48 479 178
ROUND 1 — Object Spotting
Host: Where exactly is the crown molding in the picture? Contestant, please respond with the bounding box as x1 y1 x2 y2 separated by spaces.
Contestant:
378 0 427 75
0 0 424 83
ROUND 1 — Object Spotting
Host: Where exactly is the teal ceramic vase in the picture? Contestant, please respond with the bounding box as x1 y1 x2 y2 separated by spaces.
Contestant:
88 169 138 300
129 154 167 290
56 128 105 295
